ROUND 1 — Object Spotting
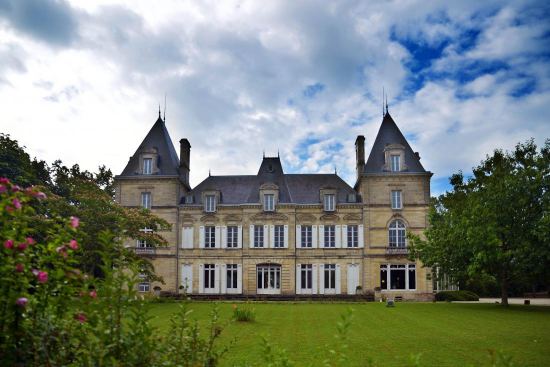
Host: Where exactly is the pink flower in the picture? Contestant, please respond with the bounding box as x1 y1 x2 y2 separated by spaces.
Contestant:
0 177 9 184
15 263 24 273
36 271 48 283
75 312 87 323
12 198 21 209
89 290 97 299
16 297 28 307
69 239 78 250
70 216 79 228
0 185 6 194
17 242 27 251
4 239 14 249
56 246 68 258
26 237 36 245
12 185 20 192
35 192 47 200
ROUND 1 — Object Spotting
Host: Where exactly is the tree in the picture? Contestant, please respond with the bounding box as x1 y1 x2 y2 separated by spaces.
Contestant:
409 139 550 305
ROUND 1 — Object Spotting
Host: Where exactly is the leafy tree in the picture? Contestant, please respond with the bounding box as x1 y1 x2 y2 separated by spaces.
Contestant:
409 139 550 305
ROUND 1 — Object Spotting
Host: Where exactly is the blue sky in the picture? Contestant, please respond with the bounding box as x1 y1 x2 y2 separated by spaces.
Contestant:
0 0 549 196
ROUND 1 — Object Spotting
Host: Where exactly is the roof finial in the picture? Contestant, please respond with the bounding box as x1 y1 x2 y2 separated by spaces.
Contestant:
334 165 337 175
263 150 265 158
385 91 389 115
277 149 280 158
158 104 162 120
208 169 211 176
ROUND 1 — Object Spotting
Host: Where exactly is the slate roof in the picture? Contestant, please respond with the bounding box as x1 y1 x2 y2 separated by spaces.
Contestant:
183 157 359 205
364 112 427 174
119 113 181 177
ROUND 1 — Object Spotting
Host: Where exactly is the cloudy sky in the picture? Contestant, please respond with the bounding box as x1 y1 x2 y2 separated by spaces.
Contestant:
1 0 549 195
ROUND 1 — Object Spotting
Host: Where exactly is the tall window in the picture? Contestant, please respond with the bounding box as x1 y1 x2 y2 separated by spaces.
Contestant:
324 194 335 211
264 194 275 212
205 226 216 248
204 264 216 290
347 225 358 248
390 155 400 172
324 264 336 290
257 265 281 293
143 158 152 174
391 190 402 209
300 264 313 290
205 195 216 212
137 227 153 248
389 220 406 247
301 225 312 248
141 192 151 209
274 225 284 248
380 264 416 290
227 226 238 248
254 225 264 248
324 225 336 248
226 264 238 289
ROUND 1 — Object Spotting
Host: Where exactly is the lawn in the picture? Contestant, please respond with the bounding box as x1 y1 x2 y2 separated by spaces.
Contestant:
148 301 550 366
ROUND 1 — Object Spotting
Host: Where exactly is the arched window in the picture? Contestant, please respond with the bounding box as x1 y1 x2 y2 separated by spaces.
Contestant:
388 220 406 248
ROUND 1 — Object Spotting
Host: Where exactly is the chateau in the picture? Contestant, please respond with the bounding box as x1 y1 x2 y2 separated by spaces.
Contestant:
114 110 434 300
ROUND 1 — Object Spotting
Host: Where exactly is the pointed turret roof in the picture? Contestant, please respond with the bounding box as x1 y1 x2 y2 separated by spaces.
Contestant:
364 112 426 174
119 113 181 177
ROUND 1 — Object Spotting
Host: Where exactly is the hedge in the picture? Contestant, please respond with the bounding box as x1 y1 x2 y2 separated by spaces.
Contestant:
435 290 480 302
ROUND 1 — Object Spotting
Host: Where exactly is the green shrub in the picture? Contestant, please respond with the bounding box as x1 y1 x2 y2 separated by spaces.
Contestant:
435 290 479 302
232 304 256 322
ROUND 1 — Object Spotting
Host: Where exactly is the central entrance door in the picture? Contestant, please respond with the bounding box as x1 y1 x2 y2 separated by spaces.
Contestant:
257 264 281 294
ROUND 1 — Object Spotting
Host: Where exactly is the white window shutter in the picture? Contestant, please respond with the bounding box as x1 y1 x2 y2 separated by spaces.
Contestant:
221 264 227 294
312 225 318 248
199 226 205 249
284 225 289 248
296 225 302 248
264 225 269 247
181 264 193 294
358 225 364 248
312 264 318 294
319 264 325 294
214 264 220 293
198 264 204 293
295 265 301 294
342 225 348 248
237 225 243 248
215 226 221 248
335 225 342 248
249 225 254 248
237 264 243 293
318 225 325 248
269 225 275 248
336 264 341 294
221 226 227 249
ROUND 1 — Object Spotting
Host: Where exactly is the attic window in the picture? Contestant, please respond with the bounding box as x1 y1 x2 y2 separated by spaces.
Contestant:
264 194 275 212
390 155 400 172
143 158 152 175
204 195 216 212
324 194 335 212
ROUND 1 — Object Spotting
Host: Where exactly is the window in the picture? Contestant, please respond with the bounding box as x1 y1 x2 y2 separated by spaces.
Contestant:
380 264 416 290
324 225 336 248
204 264 216 290
257 265 281 294
205 195 216 212
301 225 312 248
205 226 216 248
141 192 151 209
264 194 275 211
324 264 336 289
226 264 238 289
138 282 150 292
143 158 152 174
254 225 264 248
347 225 358 248
137 228 153 248
390 155 400 172
227 226 238 248
274 225 284 248
300 264 313 290
324 194 335 211
391 190 402 209
389 220 406 248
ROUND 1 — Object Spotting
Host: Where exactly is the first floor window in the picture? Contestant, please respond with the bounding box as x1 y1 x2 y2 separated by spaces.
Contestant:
143 158 152 174
347 225 358 247
226 264 238 289
391 190 402 209
138 282 150 292
300 264 313 290
389 220 406 247
205 226 216 248
254 225 264 248
324 194 335 211
301 225 312 248
204 264 215 289
205 195 216 212
274 225 284 248
141 192 151 209
380 264 416 290
324 225 336 248
137 227 153 247
264 194 275 211
227 226 238 248
324 264 336 289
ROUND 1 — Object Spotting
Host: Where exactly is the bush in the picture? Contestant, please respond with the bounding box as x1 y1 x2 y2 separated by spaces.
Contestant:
232 304 256 322
435 290 479 302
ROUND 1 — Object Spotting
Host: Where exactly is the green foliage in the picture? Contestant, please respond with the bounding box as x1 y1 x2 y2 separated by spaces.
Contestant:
409 139 550 305
232 304 256 322
435 290 480 302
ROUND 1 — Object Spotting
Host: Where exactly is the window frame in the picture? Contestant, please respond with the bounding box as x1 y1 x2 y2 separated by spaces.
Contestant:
136 227 153 248
323 194 335 212
388 220 406 248
390 155 401 172
347 225 358 248
143 158 152 175
264 194 275 212
254 225 264 248
391 190 402 209
380 264 416 291
226 264 238 289
324 225 336 248
204 195 216 213
204 226 216 248
226 226 238 248
300 264 313 290
138 282 150 292
324 264 336 290
301 225 313 248
141 192 151 209
204 264 216 290
274 225 284 248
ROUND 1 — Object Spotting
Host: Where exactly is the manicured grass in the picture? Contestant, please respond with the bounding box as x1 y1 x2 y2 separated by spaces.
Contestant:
148 301 550 366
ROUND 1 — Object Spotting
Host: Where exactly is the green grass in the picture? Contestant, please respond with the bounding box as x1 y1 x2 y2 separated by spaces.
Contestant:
148 301 550 366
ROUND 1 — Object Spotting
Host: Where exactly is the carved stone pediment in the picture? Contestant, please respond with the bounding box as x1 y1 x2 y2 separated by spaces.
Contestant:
200 214 219 223
250 212 289 222
224 214 243 222
320 214 339 222
260 182 279 190
181 214 195 224
296 213 317 223
343 213 362 221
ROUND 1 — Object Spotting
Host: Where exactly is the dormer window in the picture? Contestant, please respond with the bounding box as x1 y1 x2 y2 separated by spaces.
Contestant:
264 194 275 211
390 155 400 172
324 194 335 212
205 195 216 212
143 158 152 174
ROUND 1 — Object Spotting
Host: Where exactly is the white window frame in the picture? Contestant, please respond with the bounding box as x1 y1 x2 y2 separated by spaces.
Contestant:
257 265 281 294
138 282 150 292
204 226 216 248
301 225 312 248
205 195 216 213
254 225 264 248
391 190 402 209
300 264 313 290
389 220 406 248
226 264 238 290
324 194 335 212
380 264 416 291
274 225 284 248
136 227 153 248
347 225 358 248
203 264 216 290
226 226 238 248
324 225 336 248
141 192 151 209
323 264 337 292
264 194 275 212
391 155 401 172
143 158 152 175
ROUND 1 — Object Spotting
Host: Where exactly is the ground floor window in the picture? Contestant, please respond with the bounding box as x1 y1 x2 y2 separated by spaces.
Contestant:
324 264 336 290
204 264 216 290
257 265 281 294
226 264 238 289
300 264 313 290
380 264 416 290
138 282 150 292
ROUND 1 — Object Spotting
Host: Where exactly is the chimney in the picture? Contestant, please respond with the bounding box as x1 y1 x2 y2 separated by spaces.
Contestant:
179 138 191 185
355 135 365 182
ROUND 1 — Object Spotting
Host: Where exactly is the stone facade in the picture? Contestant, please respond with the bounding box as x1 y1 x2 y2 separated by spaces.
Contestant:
114 111 434 300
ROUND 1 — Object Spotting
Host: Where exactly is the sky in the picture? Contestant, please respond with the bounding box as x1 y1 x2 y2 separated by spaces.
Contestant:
1 0 549 196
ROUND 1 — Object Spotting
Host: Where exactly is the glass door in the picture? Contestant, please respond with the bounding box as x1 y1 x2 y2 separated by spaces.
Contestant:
257 265 281 294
